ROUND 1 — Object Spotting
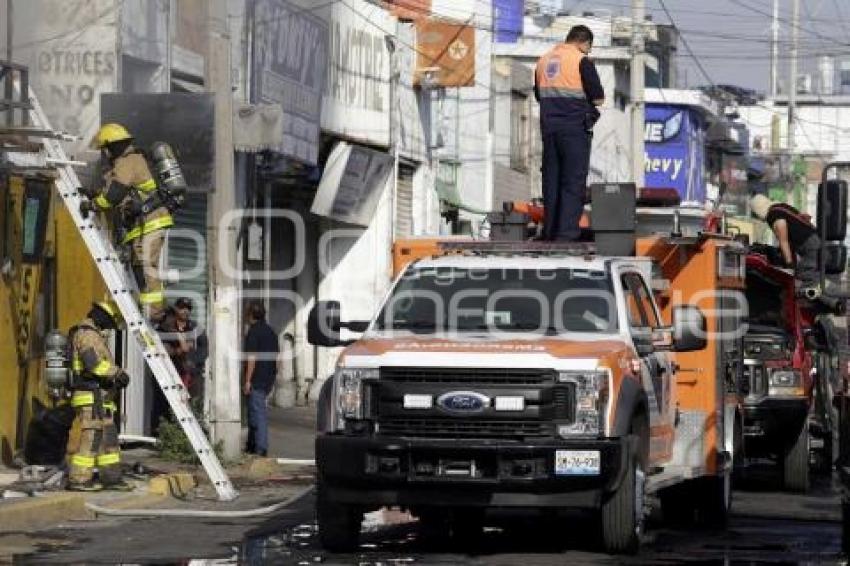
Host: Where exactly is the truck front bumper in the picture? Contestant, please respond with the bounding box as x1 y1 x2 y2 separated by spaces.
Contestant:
316 435 629 510
743 396 809 455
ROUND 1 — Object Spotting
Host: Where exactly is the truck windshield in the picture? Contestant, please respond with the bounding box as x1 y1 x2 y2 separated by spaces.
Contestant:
374 267 618 334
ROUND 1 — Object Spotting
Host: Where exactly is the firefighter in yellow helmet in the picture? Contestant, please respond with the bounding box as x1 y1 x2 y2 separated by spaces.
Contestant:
81 123 172 322
65 301 131 491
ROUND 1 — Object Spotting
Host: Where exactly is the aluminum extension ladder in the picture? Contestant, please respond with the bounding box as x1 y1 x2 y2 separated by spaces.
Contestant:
23 90 238 501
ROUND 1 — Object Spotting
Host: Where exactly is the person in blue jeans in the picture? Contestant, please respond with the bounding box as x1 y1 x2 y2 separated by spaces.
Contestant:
534 25 605 241
243 301 279 457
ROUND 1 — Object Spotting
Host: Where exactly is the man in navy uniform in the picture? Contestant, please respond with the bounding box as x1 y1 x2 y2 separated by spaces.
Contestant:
534 25 605 241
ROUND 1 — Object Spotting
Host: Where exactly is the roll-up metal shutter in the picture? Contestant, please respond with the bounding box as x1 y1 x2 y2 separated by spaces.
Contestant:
166 193 209 312
395 164 415 238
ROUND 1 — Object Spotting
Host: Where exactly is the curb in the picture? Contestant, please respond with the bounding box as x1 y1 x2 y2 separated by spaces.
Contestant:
244 457 316 480
0 493 90 533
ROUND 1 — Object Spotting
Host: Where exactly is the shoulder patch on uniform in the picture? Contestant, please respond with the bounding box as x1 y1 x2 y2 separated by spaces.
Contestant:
545 57 561 80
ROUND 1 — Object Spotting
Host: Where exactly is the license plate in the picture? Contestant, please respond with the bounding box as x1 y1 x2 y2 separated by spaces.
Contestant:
555 450 601 476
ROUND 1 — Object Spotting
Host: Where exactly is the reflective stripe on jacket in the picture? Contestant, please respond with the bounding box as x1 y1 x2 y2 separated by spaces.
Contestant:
121 213 174 244
94 148 172 240
71 320 119 383
535 43 595 133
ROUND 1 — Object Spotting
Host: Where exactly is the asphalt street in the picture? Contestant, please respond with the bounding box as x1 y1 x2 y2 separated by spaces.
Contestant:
11 472 845 565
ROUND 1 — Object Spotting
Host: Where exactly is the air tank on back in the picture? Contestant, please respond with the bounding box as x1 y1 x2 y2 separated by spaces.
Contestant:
150 141 188 210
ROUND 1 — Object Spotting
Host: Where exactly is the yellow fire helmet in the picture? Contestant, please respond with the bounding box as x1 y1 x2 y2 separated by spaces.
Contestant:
91 300 124 330
90 123 133 150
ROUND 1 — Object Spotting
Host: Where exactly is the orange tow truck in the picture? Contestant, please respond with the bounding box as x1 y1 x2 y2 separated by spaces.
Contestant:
309 186 745 553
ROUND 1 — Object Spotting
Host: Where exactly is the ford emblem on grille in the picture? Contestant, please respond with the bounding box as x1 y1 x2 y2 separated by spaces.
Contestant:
436 391 490 413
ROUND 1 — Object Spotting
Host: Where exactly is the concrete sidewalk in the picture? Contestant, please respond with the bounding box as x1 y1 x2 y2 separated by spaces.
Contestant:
0 403 317 543
266 403 317 460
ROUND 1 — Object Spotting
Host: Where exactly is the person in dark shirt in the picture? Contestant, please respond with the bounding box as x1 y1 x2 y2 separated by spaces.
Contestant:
750 193 820 289
243 301 279 457
534 25 605 241
152 297 208 435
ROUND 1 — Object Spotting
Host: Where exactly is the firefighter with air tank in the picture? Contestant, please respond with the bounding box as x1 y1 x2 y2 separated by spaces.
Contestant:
79 123 187 322
63 301 131 491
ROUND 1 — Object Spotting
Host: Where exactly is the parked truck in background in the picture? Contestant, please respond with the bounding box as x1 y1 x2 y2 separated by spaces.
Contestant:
309 186 747 553
741 251 814 491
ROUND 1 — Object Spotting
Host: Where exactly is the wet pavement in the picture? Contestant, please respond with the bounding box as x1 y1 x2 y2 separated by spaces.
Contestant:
11 473 845 565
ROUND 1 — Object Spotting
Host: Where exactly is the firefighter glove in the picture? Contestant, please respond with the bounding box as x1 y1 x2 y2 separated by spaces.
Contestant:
113 370 130 389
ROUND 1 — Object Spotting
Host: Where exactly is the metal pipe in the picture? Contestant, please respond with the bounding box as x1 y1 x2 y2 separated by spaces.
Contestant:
5 0 11 64
788 0 799 153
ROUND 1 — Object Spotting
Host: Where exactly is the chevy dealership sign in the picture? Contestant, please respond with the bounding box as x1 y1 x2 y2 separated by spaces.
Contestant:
644 104 706 204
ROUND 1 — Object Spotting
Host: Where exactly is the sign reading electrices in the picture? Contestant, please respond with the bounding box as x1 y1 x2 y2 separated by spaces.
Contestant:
644 104 706 205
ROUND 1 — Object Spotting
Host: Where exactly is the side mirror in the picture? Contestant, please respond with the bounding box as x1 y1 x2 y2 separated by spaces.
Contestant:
672 305 707 352
308 301 344 347
307 301 370 347
823 242 847 275
818 180 848 241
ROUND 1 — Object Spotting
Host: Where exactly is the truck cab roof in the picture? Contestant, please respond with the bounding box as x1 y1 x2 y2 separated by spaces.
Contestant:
412 253 653 273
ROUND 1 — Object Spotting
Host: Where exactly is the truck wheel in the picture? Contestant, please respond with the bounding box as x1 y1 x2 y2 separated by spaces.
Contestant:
317 493 363 552
783 422 810 492
600 434 645 554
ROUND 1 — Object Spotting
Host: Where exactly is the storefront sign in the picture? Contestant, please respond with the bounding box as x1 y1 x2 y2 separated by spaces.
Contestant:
312 142 393 226
644 104 706 204
414 21 476 87
254 0 329 165
12 0 118 156
322 0 392 147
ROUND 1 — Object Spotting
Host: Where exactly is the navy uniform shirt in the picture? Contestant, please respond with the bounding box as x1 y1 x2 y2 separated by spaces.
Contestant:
244 320 279 391
534 43 604 136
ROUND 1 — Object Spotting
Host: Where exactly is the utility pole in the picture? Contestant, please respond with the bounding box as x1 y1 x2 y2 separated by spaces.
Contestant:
631 0 645 187
770 0 779 97
788 0 799 153
206 0 241 460
5 0 11 64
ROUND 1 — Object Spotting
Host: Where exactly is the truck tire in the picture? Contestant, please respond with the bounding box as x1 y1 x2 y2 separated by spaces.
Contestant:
600 433 645 554
783 422 810 493
317 492 363 552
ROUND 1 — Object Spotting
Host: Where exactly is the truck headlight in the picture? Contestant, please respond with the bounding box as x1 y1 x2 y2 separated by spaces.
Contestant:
335 368 377 420
557 369 610 437
768 369 802 395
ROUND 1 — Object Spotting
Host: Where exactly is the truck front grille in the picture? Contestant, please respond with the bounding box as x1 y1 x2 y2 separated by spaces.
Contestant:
380 367 554 385
744 361 768 397
377 418 551 439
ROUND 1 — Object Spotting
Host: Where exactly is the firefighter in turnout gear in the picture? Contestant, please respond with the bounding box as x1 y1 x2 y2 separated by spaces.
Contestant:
65 301 131 491
81 123 173 322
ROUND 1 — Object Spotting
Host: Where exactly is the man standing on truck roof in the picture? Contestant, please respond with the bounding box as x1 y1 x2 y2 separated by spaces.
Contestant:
534 25 605 241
